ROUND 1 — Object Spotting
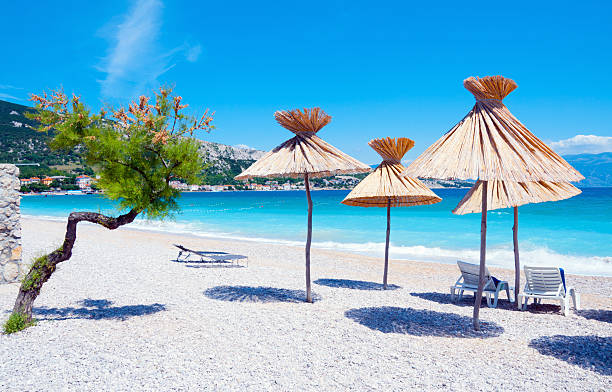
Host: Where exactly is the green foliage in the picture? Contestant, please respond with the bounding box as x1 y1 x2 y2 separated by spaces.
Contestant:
21 254 50 291
199 157 255 185
20 183 48 193
30 88 214 219
20 180 79 193
17 164 74 179
3 312 36 334
1 99 248 183
0 100 85 169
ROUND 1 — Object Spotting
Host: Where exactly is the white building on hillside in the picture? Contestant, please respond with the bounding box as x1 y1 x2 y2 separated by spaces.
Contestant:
75 175 93 189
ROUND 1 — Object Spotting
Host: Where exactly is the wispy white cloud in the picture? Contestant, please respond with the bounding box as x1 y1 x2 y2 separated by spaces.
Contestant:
0 84 23 90
0 92 22 101
98 0 202 99
185 44 202 62
0 85 24 101
550 134 612 155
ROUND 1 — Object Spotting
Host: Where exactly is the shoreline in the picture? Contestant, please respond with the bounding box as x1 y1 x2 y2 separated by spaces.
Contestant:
20 216 612 284
19 186 475 197
19 186 612 197
21 215 612 278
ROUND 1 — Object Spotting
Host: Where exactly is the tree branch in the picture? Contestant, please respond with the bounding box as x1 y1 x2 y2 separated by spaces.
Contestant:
164 160 184 184
145 146 168 168
107 159 152 184
12 209 140 320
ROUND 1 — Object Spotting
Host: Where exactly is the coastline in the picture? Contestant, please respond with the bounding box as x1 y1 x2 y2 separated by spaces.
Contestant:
21 214 612 278
18 184 474 197
17 216 612 299
19 185 612 197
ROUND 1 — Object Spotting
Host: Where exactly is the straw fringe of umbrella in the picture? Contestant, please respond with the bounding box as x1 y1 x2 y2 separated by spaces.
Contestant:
453 180 581 215
402 75 583 330
342 137 441 207
404 76 584 183
235 108 369 180
342 137 441 288
235 108 371 302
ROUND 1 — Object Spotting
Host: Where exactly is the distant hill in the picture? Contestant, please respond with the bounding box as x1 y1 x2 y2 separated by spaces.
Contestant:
3 99 610 187
196 141 266 185
198 140 265 162
564 152 612 187
0 99 262 183
0 99 85 170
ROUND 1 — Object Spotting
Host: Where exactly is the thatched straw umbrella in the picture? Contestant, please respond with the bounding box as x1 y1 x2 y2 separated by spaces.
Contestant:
342 137 441 289
235 108 371 302
453 180 581 306
403 76 584 329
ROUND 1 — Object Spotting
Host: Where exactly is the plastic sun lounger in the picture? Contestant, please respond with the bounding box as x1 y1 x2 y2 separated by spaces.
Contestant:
450 260 514 308
173 244 248 267
517 266 580 316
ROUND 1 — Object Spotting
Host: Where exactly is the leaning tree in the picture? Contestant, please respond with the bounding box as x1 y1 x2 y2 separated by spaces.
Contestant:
6 88 214 330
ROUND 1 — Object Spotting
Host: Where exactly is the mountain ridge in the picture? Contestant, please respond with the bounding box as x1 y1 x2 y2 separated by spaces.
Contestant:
1 99 611 187
563 152 612 187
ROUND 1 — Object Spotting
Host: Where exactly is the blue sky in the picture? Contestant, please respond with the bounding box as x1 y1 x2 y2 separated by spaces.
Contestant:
1 0 611 163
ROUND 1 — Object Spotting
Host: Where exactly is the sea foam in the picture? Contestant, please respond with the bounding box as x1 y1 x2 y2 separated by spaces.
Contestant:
119 217 612 277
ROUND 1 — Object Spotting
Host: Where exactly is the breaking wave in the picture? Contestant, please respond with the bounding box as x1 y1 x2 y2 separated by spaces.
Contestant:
23 214 612 277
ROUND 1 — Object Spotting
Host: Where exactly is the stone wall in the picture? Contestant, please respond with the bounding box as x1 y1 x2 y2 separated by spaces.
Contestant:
0 164 22 283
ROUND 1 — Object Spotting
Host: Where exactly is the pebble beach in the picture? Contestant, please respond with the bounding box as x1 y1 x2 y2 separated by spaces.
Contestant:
1 218 610 391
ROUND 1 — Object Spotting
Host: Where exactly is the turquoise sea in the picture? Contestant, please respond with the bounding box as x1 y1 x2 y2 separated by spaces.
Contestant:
21 188 612 276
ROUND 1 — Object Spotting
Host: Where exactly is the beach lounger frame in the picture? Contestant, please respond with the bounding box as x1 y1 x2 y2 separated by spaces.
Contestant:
174 244 248 267
517 266 580 316
450 260 513 308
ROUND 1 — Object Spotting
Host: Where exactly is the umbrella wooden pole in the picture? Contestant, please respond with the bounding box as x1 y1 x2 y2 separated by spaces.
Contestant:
473 181 488 330
513 206 520 307
383 198 391 290
304 172 313 303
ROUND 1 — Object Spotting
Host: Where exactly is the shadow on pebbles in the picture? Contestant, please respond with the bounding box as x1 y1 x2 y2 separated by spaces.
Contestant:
529 335 612 376
33 299 166 321
204 285 320 303
345 306 504 338
314 278 400 291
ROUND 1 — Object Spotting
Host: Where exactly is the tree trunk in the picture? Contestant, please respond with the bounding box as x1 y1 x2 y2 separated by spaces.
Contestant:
473 181 488 331
383 199 391 290
304 173 313 303
513 206 520 307
12 209 140 322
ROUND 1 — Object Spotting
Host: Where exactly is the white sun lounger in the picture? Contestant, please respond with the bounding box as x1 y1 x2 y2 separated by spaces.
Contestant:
517 266 579 316
174 244 248 267
450 260 513 308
